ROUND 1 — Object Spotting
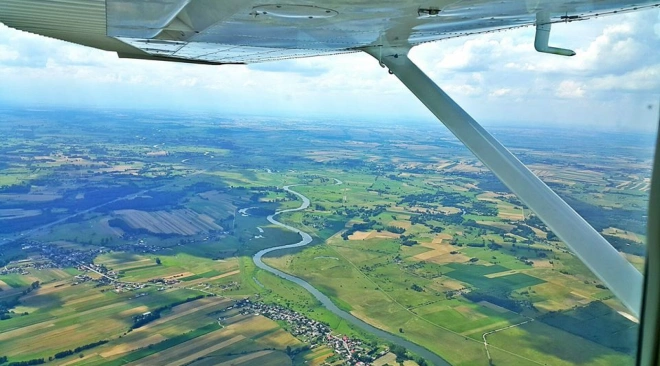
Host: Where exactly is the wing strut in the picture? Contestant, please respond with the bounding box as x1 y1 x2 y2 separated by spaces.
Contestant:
364 46 642 317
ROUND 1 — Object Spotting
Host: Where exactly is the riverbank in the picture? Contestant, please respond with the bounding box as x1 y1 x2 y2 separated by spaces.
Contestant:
252 185 450 366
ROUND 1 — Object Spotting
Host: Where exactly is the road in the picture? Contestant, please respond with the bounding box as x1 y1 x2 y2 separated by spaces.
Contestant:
482 319 534 362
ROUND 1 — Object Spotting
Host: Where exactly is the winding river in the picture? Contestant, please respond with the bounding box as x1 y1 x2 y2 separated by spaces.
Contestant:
253 185 450 366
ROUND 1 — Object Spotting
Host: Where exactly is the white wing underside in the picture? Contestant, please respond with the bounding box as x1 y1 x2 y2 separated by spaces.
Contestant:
0 0 658 64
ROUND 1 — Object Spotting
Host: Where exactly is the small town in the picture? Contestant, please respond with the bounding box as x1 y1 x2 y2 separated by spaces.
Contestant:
234 299 391 365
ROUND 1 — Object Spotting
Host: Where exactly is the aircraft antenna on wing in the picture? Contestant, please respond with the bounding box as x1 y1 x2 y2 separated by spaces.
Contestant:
534 12 576 56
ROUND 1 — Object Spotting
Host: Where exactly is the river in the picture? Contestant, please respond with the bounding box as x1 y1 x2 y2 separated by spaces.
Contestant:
252 185 450 366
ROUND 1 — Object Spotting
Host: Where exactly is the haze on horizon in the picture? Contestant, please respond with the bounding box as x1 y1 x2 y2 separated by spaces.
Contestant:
0 9 659 132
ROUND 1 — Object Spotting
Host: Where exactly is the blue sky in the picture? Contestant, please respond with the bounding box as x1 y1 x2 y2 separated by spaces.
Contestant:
0 9 658 131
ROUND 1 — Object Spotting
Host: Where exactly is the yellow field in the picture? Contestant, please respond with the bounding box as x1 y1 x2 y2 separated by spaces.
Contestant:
476 192 500 202
183 270 240 286
0 321 56 342
6 289 303 365
62 293 105 306
531 260 554 269
602 227 644 243
10 324 82 355
119 312 299 365
127 334 246 366
216 350 274 365
531 279 599 312
252 327 303 349
20 280 75 300
0 280 12 291
498 211 524 220
529 226 547 238
223 314 280 337
427 278 467 291
293 346 334 366
348 231 371 240
448 162 486 173
389 220 412 229
623 253 645 272
485 269 520 278
374 352 397 366
413 233 470 264
100 334 167 357
109 259 153 271
348 230 400 241
616 177 651 192
117 306 149 317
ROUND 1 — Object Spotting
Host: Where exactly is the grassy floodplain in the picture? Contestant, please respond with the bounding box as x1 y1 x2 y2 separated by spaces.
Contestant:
0 109 654 365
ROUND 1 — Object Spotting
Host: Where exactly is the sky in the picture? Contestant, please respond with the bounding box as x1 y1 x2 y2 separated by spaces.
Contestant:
0 8 659 131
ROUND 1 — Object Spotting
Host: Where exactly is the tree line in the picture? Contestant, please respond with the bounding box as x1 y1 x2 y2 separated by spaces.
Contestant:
53 340 109 359
130 295 206 330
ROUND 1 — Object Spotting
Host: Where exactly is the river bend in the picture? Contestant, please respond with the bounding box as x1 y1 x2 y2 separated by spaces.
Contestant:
252 185 450 366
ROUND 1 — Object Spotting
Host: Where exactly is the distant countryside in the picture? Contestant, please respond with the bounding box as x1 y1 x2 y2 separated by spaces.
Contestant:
0 108 653 366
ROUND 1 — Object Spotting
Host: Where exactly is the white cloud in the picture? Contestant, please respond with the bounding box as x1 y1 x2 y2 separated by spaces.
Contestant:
592 65 660 91
446 84 483 97
0 45 19 61
179 78 198 87
556 80 586 98
489 88 512 97
0 9 658 131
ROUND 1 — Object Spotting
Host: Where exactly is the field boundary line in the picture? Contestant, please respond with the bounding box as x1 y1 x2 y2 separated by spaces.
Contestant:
328 223 544 365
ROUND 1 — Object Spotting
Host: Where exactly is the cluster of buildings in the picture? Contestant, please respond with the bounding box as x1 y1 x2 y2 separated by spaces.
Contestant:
112 240 161 254
235 299 383 365
0 265 30 276
111 282 149 293
76 263 152 293
237 299 330 343
14 239 161 273
148 277 181 286
2 243 158 296
71 274 94 285
6 238 186 297
22 241 106 267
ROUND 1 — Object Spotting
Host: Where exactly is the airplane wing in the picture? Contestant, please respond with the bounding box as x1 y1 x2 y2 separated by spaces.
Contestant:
0 0 658 64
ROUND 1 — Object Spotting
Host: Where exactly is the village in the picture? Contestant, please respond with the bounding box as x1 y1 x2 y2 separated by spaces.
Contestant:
1 240 166 293
4 239 161 272
234 299 399 365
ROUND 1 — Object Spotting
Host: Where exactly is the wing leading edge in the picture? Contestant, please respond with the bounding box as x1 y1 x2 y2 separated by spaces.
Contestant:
0 0 658 64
